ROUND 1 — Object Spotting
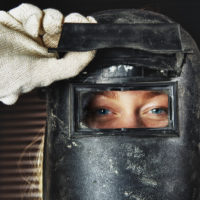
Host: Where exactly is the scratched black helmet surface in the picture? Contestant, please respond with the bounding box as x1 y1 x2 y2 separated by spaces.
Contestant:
44 9 200 200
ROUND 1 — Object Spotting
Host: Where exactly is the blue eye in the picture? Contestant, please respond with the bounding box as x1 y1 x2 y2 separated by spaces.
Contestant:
150 108 167 114
96 108 111 115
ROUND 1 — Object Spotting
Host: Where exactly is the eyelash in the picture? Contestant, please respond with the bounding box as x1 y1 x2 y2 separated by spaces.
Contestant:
90 108 112 116
96 108 112 115
148 107 168 115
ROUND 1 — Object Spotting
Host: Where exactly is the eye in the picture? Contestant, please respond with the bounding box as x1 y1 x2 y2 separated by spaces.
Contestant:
149 108 167 115
95 108 112 115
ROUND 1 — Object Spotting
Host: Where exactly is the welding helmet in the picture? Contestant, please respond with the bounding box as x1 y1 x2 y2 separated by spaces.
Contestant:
44 9 200 200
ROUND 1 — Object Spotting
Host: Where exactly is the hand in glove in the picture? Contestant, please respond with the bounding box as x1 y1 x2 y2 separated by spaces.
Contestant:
0 3 96 105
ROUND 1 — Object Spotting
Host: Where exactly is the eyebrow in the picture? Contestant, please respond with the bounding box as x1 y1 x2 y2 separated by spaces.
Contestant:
143 91 168 99
96 90 167 99
98 91 119 99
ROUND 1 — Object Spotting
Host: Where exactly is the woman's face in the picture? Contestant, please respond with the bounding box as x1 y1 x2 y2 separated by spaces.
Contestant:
84 90 169 129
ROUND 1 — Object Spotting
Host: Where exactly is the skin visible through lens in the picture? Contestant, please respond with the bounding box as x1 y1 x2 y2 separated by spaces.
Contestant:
84 90 169 129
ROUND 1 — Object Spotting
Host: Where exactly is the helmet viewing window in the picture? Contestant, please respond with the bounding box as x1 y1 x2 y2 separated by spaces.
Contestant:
71 82 178 137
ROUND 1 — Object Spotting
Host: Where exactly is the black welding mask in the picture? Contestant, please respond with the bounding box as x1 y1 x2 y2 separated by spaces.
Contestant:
44 9 200 200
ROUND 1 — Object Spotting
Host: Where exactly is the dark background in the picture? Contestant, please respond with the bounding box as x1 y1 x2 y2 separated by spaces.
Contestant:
1 0 200 48
0 1 199 200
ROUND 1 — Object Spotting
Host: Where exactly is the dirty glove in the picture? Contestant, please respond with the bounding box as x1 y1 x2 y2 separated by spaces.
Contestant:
0 3 96 105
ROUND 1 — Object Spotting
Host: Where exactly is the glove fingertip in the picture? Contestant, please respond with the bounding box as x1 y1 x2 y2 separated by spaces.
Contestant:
8 3 42 22
0 94 19 105
86 16 97 23
24 14 41 37
8 3 43 37
64 13 90 23
43 8 63 35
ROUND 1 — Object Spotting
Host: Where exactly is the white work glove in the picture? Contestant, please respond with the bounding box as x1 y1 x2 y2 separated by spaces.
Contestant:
0 3 96 105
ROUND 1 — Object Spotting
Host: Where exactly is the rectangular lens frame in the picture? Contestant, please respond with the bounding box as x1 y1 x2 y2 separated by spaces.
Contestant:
70 82 178 137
